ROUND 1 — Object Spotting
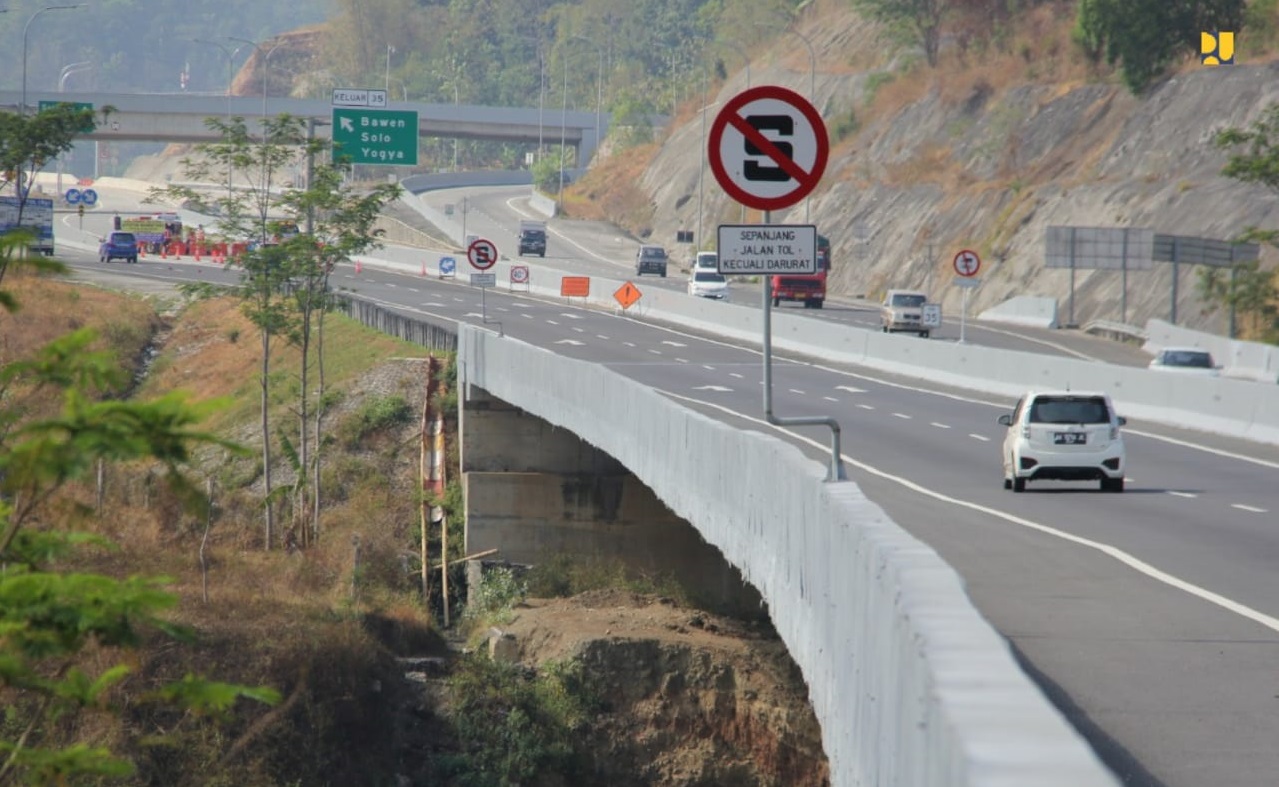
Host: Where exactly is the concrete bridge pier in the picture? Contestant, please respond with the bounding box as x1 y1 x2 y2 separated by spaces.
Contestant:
461 385 763 618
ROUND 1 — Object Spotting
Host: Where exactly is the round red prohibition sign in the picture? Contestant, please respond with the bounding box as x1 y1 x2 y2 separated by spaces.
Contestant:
467 238 498 270
707 84 829 212
953 249 981 277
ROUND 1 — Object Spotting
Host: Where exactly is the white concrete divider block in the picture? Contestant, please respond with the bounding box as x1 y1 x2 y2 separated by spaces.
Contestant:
978 296 1060 329
527 187 558 218
459 325 1120 787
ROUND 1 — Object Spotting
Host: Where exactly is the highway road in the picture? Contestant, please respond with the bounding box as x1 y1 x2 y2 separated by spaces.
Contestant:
413 184 1155 368
50 182 1279 787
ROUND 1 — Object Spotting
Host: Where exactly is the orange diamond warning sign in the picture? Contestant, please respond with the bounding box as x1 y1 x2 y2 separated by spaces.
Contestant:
614 281 642 310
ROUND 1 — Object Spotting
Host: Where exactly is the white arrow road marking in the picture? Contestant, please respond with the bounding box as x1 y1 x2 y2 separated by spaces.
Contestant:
968 434 991 442
694 385 732 392
662 341 687 347
1232 504 1268 513
555 339 584 346
836 385 866 394
1167 491 1198 499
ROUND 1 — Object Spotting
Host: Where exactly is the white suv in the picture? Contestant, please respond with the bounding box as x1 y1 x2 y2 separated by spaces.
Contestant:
998 391 1127 493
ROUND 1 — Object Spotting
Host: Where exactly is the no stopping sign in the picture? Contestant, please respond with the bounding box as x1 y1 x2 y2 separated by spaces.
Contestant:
708 85 829 212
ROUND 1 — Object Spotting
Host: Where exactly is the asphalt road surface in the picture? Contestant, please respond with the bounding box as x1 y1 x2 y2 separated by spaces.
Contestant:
51 182 1279 787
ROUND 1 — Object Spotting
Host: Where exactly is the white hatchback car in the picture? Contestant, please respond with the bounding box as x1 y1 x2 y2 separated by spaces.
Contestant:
998 391 1127 493
688 269 729 300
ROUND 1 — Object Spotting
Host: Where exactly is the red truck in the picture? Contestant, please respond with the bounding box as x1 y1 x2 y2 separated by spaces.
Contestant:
771 233 830 309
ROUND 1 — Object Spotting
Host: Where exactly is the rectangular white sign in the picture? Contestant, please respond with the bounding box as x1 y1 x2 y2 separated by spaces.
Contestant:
716 224 817 275
470 273 496 288
331 88 388 108
922 304 942 327
953 277 981 289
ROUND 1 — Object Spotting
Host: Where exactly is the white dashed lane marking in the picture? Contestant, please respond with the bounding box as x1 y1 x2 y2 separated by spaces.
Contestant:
1168 491 1198 499
857 404 875 410
892 413 912 420
969 434 990 442
823 396 838 402
930 422 951 429
1232 504 1268 513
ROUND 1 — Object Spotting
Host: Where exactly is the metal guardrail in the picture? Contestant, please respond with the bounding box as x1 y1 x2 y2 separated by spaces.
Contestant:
1082 319 1149 343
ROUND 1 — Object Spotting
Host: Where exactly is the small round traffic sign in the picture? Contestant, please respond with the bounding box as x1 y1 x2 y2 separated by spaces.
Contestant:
707 85 829 212
64 188 82 205
467 238 497 270
81 188 98 206
953 249 981 277
510 265 529 284
439 256 457 276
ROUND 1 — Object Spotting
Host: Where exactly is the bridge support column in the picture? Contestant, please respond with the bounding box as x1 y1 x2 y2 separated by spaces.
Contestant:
461 385 762 618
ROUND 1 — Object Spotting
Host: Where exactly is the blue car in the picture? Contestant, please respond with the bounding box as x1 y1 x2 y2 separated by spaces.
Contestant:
99 231 138 264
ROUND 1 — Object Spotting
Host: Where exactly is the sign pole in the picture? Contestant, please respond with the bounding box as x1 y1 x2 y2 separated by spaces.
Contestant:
960 286 969 344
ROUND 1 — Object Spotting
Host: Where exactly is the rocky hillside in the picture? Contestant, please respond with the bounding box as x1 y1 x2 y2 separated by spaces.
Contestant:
625 0 1279 334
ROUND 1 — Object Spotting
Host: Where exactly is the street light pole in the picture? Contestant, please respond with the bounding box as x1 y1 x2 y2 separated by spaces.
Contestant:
56 60 92 195
558 49 568 197
756 21 817 220
385 44 395 94
229 36 286 241
22 5 82 115
194 38 243 204
570 36 603 166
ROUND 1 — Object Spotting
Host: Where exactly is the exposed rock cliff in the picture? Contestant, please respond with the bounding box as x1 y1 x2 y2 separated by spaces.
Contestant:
636 0 1279 333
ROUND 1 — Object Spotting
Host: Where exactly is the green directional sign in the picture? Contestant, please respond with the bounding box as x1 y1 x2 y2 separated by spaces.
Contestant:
38 100 95 132
331 108 419 166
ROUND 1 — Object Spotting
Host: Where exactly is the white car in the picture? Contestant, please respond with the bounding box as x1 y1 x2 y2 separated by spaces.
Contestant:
998 391 1127 493
692 251 718 272
688 270 729 300
1148 347 1220 376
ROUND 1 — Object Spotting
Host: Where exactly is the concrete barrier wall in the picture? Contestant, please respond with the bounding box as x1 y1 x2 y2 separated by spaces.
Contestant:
459 325 1119 787
345 248 1279 446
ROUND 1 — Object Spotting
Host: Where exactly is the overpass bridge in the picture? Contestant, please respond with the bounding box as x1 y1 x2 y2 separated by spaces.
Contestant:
0 90 607 164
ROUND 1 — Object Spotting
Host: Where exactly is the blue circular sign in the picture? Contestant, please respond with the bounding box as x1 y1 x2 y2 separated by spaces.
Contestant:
64 188 82 205
81 188 98 206
439 256 457 276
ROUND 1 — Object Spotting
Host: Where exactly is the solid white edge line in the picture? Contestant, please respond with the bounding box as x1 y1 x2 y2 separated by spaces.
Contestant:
661 389 1279 635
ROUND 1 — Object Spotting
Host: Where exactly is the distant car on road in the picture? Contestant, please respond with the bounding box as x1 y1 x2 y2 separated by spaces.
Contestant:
880 289 931 337
688 269 729 300
1148 347 1220 377
98 231 138 264
691 251 718 273
998 390 1127 493
635 245 668 277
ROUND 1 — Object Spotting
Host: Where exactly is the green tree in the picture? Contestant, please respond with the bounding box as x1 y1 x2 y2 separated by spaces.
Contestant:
852 0 945 67
156 115 399 549
0 267 279 784
1073 0 1245 93
0 104 102 291
1210 103 1279 341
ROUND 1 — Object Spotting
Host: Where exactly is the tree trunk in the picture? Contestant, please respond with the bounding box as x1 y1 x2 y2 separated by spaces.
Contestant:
260 328 274 550
297 297 311 547
312 283 329 545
